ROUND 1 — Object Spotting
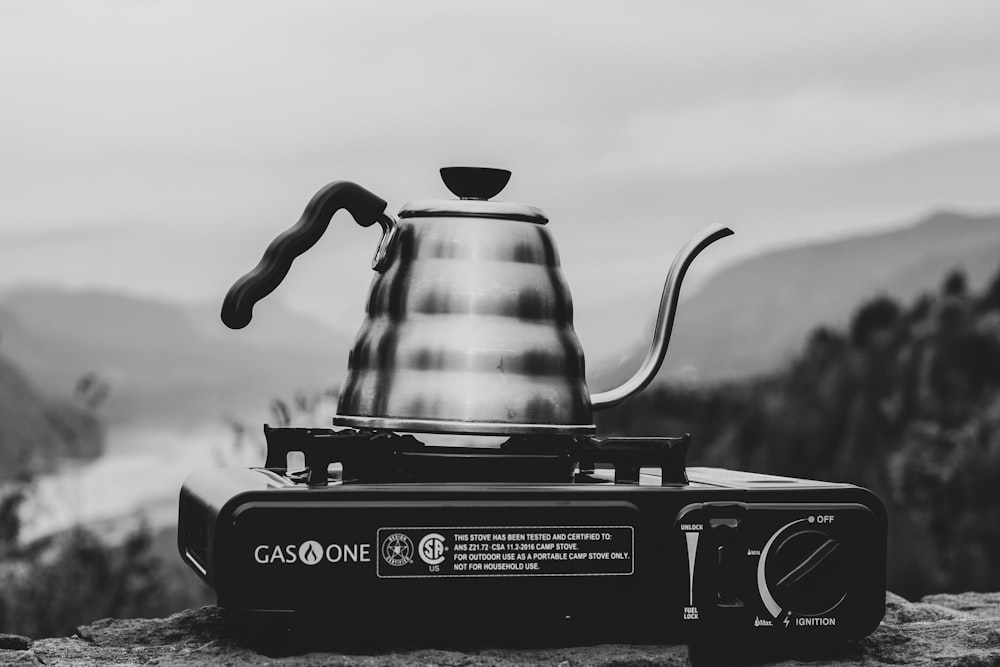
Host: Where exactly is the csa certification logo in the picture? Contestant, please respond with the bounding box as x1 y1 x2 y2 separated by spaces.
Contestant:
381 533 414 566
418 533 446 565
298 540 323 566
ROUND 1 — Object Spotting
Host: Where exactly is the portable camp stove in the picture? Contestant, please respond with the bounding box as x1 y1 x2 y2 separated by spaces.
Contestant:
182 167 886 651
178 427 886 648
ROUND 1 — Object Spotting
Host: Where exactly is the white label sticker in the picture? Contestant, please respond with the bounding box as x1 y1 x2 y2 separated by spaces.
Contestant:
376 526 635 578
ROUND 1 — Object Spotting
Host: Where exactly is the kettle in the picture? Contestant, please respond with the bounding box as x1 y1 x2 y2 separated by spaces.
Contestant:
222 167 731 436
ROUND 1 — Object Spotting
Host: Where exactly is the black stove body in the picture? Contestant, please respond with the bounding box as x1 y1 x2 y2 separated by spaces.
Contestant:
178 428 886 648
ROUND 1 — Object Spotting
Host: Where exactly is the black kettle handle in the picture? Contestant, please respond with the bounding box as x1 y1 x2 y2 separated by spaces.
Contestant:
221 181 395 330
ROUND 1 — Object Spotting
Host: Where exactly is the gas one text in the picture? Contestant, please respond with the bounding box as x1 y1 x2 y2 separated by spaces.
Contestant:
254 541 372 565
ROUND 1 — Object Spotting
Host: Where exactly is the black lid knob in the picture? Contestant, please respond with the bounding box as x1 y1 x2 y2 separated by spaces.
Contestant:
440 167 511 200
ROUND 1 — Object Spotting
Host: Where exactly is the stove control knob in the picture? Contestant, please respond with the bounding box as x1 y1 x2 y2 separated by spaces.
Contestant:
758 523 849 618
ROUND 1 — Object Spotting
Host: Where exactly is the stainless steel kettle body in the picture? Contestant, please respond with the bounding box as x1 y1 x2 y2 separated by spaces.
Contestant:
222 167 731 436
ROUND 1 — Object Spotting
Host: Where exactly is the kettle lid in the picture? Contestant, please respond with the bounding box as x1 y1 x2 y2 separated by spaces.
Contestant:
399 167 548 224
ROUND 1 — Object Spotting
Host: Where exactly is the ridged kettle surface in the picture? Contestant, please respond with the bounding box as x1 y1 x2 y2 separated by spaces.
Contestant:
334 214 595 435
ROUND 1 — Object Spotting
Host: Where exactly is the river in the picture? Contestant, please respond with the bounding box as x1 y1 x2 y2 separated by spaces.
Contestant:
19 421 256 543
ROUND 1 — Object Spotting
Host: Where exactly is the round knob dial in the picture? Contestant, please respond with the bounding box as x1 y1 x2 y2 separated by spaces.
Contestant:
759 525 849 617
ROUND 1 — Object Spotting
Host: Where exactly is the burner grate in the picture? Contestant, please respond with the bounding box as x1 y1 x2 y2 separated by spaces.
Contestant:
261 427 689 485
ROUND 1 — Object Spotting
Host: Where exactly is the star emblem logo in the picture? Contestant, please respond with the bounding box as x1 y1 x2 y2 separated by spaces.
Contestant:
381 533 414 566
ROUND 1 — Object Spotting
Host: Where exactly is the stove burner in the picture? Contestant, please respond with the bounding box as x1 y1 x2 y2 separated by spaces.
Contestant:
262 426 690 485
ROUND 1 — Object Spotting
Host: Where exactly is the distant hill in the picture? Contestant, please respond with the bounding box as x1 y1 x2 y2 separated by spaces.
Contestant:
0 352 102 480
595 211 1000 387
4 210 997 431
0 288 352 428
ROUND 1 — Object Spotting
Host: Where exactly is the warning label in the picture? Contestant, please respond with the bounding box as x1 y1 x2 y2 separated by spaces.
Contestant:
376 526 634 578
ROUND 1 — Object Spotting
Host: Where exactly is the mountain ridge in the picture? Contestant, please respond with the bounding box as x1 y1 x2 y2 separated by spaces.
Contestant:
1 209 997 432
0 351 103 480
0 287 352 428
594 210 1000 388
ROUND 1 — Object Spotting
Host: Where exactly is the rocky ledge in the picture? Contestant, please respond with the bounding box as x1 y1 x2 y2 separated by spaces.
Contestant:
2 592 1000 666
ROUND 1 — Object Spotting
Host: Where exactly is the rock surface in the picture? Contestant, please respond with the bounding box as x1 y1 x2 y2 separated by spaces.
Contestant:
0 636 31 652
2 592 1000 666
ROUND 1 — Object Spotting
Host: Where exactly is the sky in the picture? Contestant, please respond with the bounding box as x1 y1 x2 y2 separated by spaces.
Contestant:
2 0 1000 353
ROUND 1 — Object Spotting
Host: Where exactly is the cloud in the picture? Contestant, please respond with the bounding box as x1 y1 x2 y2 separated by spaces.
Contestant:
1 0 1000 324
612 82 1000 178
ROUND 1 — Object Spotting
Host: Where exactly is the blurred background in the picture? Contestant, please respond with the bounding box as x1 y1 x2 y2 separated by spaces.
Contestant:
2 0 1000 638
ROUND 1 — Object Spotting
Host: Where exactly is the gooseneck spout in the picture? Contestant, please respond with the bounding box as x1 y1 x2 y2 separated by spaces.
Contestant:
590 224 734 410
